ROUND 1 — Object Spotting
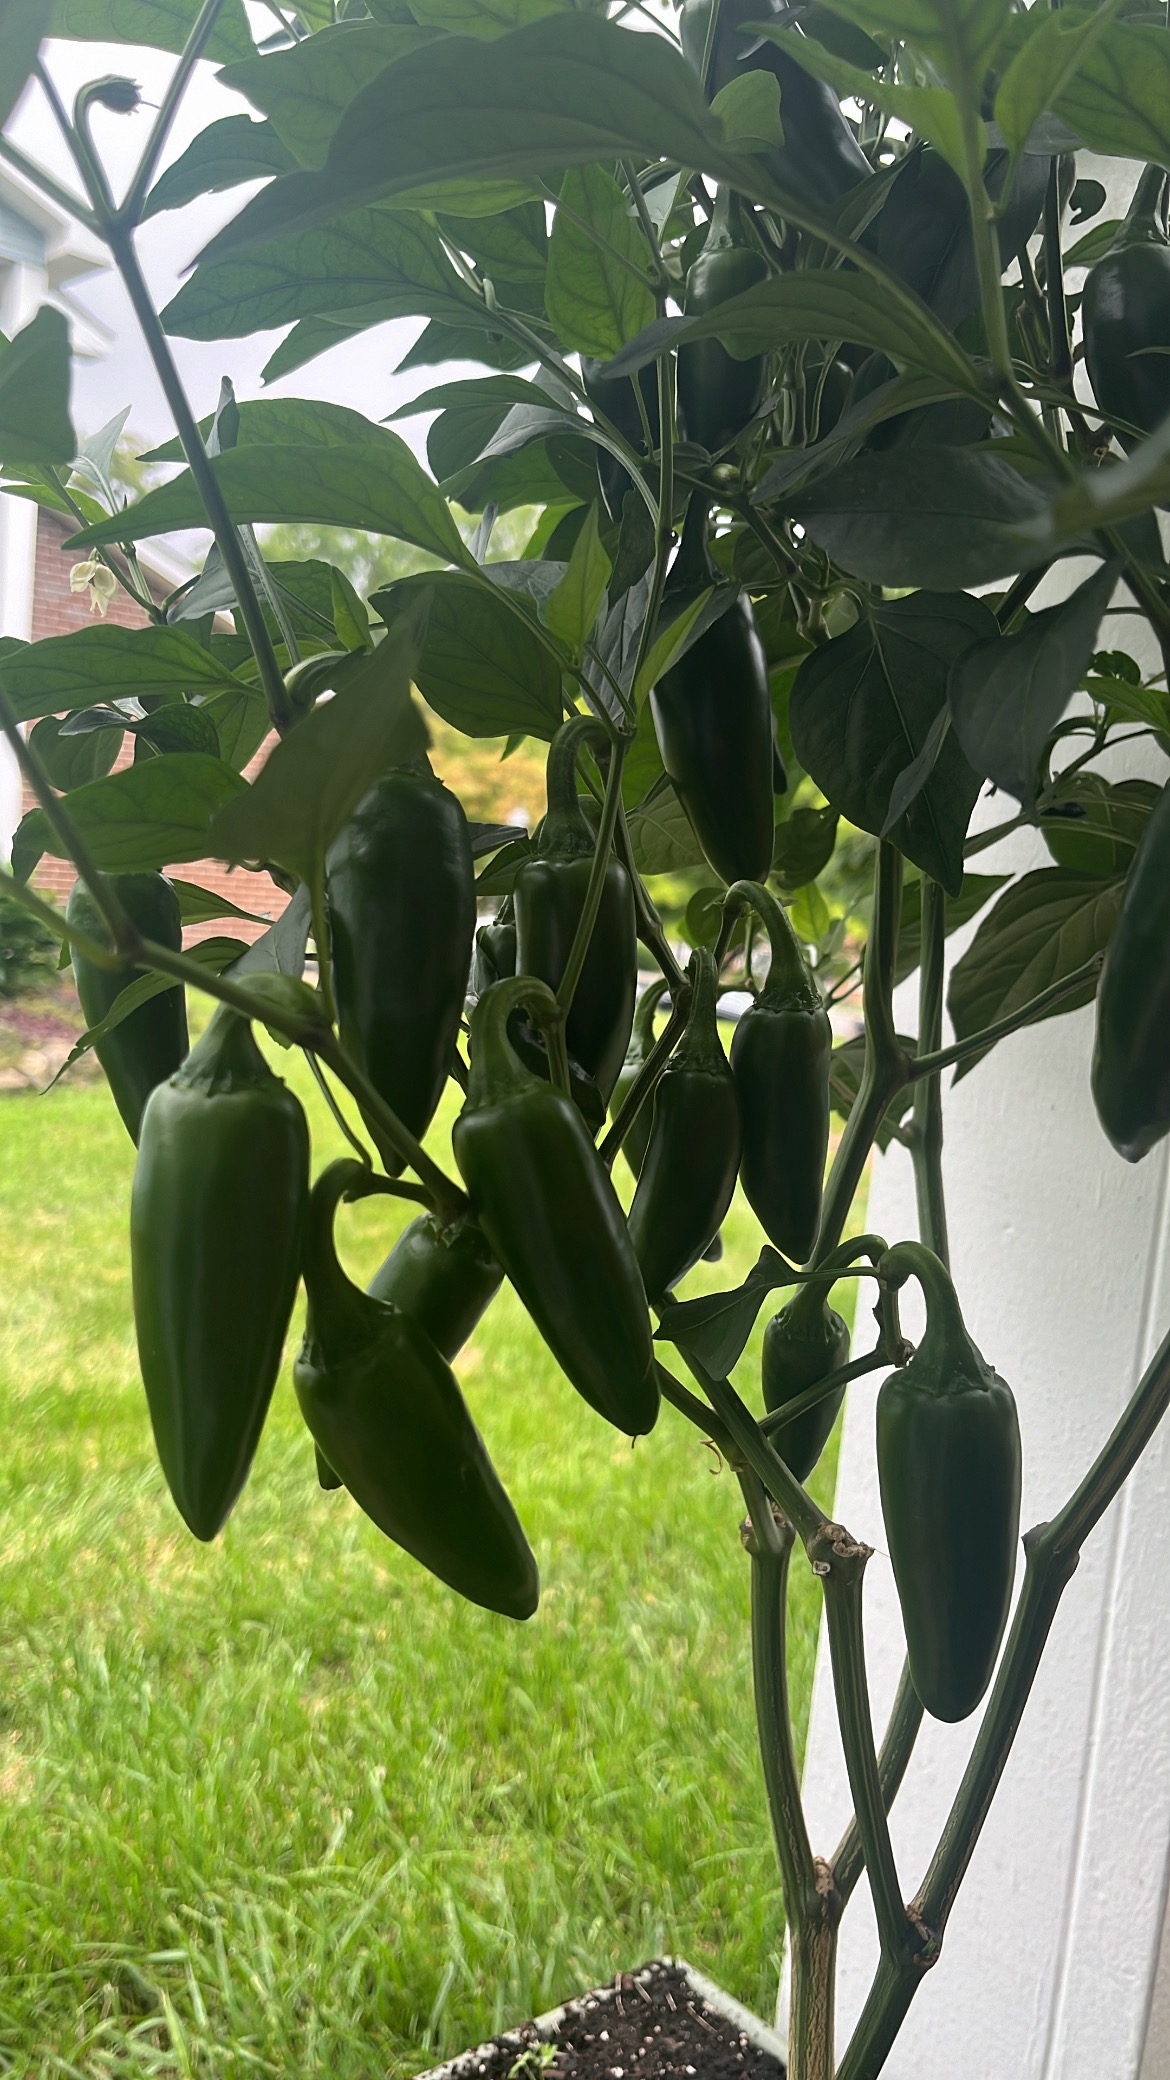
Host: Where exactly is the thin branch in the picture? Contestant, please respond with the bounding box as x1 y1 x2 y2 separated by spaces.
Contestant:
910 954 1104 1081
120 0 230 225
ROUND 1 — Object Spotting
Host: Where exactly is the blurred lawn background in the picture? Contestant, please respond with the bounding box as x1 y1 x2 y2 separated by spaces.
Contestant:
0 1042 856 2077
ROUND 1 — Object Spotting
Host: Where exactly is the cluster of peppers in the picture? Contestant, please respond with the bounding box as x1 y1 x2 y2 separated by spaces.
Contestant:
61 14 1062 1717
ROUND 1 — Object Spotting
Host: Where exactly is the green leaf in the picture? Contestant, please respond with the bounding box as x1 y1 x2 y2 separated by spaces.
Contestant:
192 14 834 259
546 165 657 360
1048 17 1170 164
753 25 975 178
0 0 54 128
199 687 271 772
656 1246 797 1377
0 308 74 467
51 937 246 1087
709 70 783 152
69 440 471 571
811 0 1010 83
143 395 399 462
947 866 1120 1077
163 205 477 342
130 701 222 760
12 754 247 882
772 806 840 892
373 570 564 739
893 870 1009 987
0 624 250 723
633 589 717 711
948 561 1117 802
789 592 997 895
543 505 611 657
28 713 121 791
141 116 297 220
626 782 707 875
406 0 569 39
220 23 436 167
170 879 270 926
603 270 981 397
48 0 254 62
415 376 561 482
994 5 1118 162
791 447 1052 591
210 616 427 886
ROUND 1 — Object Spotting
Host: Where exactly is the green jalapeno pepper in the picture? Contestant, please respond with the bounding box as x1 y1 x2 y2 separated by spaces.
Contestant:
1093 777 1170 1161
1084 166 1170 449
296 1160 537 1619
628 950 741 1299
762 1280 850 1481
453 976 658 1435
513 716 637 1104
876 1242 1021 1724
327 757 475 1170
131 1007 310 1540
725 879 832 1263
67 872 188 1143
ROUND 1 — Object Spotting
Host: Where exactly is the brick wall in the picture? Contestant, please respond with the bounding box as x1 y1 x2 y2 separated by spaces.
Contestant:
26 512 285 946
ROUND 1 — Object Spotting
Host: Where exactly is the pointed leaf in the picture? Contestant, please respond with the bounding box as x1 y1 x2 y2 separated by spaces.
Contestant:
220 23 438 167
948 561 1117 802
543 506 611 656
0 624 250 723
12 754 246 881
947 867 1121 1077
656 1246 798 1377
373 570 564 739
790 592 997 894
142 115 297 220
209 617 427 884
546 164 656 359
48 0 254 61
0 308 74 466
69 441 471 570
792 447 1052 591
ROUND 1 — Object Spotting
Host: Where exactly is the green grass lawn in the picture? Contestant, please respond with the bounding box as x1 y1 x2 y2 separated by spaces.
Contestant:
0 1045 849 2078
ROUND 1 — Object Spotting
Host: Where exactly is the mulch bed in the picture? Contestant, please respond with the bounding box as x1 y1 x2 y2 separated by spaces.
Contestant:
433 1960 785 2080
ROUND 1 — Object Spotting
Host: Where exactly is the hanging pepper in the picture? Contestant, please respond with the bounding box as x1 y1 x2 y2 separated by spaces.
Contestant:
470 896 517 1000
327 757 475 1169
651 498 777 888
678 187 769 456
453 976 659 1436
876 1242 1022 1724
610 979 667 1179
1084 166 1170 448
724 879 831 1263
628 950 741 1299
679 0 870 205
369 1210 503 1360
295 1160 538 1619
582 356 661 524
1092 778 1170 1161
762 1278 850 1482
130 1007 310 1540
513 715 637 1104
67 872 188 1143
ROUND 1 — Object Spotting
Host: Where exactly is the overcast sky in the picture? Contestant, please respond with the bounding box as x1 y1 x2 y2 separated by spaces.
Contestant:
8 21 484 469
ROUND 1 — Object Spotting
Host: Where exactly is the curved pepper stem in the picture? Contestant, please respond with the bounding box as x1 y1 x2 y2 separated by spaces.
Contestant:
631 975 666 1057
675 947 724 1072
877 1240 982 1393
177 1005 277 1094
786 1230 885 1334
465 974 567 1107
723 879 821 1011
303 1158 401 1354
539 714 611 860
1114 163 1169 251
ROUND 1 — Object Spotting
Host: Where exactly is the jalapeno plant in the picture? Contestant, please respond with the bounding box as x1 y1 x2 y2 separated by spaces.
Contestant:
4 3 1170 2074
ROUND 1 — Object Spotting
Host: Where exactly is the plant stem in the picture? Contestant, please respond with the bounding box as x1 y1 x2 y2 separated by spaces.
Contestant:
119 0 227 225
598 983 688 1165
0 864 116 971
815 844 909 1262
0 136 95 227
627 355 677 700
911 954 1104 1080
817 1526 914 1967
907 877 949 1267
832 1659 924 1905
652 1361 734 1459
614 799 687 991
839 1322 1170 2079
758 1348 888 1439
556 736 628 1017
682 1353 827 1548
0 686 134 954
102 225 292 735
